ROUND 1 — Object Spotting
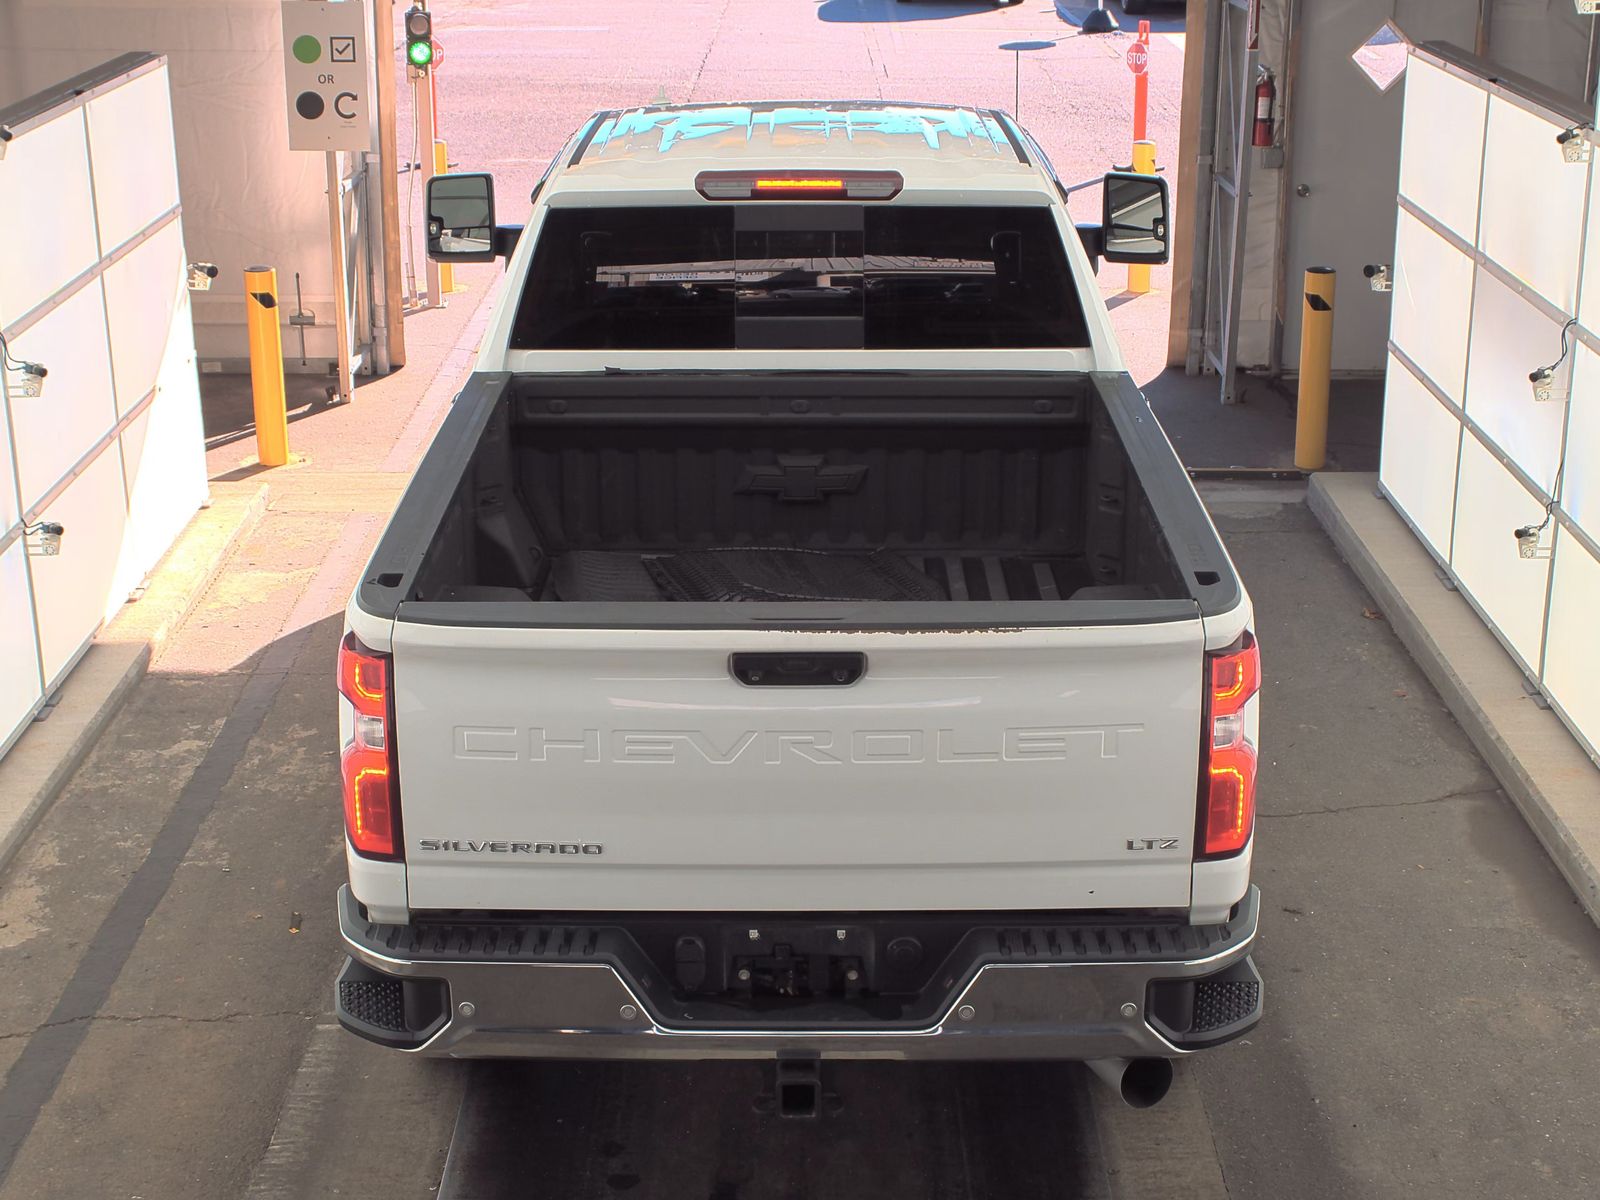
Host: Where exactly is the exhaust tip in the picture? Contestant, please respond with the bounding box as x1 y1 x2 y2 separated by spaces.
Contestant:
1119 1057 1174 1108
1086 1056 1175 1108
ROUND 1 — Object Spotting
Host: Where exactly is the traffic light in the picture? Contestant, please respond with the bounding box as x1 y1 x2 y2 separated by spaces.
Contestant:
405 5 433 68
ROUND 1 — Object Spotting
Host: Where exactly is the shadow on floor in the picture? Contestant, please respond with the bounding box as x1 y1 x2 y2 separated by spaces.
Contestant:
1143 368 1384 473
200 373 353 455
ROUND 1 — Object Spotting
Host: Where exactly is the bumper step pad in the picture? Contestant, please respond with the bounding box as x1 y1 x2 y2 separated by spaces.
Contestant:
335 957 450 1049
1194 976 1262 1033
338 975 405 1033
1146 957 1265 1050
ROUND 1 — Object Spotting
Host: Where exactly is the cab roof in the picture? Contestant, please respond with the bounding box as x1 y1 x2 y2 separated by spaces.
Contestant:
551 102 1051 199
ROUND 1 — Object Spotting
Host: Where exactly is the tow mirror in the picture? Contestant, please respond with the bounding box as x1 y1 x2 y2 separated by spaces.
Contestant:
1100 171 1170 265
427 172 497 262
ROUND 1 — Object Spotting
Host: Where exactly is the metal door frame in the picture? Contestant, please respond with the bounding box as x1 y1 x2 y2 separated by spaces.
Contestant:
343 155 373 375
1186 0 1258 404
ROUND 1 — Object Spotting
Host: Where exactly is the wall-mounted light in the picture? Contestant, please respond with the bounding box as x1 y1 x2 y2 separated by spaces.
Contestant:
1557 124 1593 163
1529 317 1579 403
187 262 219 292
1529 365 1564 403
1363 264 1393 293
0 332 47 397
23 521 63 557
14 363 47 397
1513 525 1552 559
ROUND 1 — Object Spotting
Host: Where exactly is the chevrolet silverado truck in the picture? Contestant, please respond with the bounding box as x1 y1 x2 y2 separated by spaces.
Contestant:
334 103 1263 1113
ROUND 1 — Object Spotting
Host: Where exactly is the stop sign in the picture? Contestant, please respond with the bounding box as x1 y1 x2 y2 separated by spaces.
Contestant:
1127 42 1149 75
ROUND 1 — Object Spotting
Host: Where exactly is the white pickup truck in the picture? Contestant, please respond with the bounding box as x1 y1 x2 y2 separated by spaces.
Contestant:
334 103 1262 1112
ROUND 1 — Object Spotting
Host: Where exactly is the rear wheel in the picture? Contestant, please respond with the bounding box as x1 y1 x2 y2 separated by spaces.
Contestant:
1122 0 1151 14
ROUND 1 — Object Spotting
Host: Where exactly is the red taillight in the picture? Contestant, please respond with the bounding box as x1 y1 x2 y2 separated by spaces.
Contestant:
1200 633 1260 858
338 633 401 860
1210 641 1259 707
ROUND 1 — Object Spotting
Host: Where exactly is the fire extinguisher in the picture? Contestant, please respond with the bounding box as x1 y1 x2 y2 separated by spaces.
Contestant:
1253 69 1277 149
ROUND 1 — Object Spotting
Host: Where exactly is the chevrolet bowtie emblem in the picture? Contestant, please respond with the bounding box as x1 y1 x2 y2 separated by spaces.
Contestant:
738 455 866 503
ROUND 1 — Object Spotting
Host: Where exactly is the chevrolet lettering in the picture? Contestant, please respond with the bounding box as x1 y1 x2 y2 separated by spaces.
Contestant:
334 102 1263 1110
416 840 603 855
452 724 1147 765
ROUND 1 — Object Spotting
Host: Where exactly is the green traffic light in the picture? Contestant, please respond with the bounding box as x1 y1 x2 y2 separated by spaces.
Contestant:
408 40 433 66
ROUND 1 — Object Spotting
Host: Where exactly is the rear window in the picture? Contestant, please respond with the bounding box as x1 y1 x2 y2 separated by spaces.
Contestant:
510 205 1090 350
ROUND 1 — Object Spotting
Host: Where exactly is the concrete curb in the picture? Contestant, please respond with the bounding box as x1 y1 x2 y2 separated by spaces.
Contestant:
1308 472 1600 928
0 482 269 880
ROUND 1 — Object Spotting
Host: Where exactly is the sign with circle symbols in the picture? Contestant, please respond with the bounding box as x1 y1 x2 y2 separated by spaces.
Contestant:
1126 42 1149 76
281 0 374 151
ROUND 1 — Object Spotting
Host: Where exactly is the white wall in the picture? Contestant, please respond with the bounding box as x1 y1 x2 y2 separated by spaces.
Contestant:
0 57 208 759
0 0 375 365
1381 49 1600 763
1231 0 1592 373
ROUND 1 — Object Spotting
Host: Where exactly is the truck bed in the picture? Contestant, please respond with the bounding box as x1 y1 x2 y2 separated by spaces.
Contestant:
362 372 1236 627
539 546 1108 604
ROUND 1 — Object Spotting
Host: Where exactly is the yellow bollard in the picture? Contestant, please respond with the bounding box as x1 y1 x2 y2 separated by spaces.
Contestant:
243 266 289 468
1127 139 1157 295
433 139 454 295
1295 267 1337 472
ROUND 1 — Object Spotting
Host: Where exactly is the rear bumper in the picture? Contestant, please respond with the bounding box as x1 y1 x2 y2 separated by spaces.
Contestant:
335 884 1262 1060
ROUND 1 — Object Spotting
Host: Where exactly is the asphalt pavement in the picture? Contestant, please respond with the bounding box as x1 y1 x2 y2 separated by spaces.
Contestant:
0 4 1598 1198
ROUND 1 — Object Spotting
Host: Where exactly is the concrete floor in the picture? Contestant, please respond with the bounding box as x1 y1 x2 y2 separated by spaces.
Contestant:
0 2 1591 1197
1147 370 1385 472
3 465 1596 1198
1194 490 1600 1199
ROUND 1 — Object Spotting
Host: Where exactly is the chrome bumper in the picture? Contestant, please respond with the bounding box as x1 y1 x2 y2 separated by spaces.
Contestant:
336 884 1261 1061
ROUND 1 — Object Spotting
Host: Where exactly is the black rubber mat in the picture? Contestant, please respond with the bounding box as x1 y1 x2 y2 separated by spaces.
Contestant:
548 552 667 602
646 548 946 603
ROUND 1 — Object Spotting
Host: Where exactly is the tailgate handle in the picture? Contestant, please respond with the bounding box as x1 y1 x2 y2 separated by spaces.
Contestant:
730 653 865 687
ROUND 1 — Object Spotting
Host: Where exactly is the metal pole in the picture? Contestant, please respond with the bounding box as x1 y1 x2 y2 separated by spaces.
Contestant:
372 0 405 369
1588 7 1600 107
1294 267 1335 471
404 72 419 306
1133 20 1150 141
1267 0 1302 380
1185 0 1225 375
415 60 442 308
434 137 454 295
243 266 289 467
1014 50 1021 117
326 150 354 405
365 151 390 375
1218 35 1261 405
1127 20 1153 296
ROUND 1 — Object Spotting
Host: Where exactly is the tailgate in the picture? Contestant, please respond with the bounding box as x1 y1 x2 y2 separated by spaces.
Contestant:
391 621 1205 912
